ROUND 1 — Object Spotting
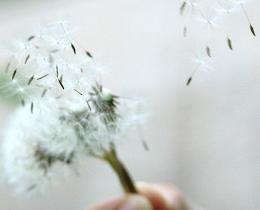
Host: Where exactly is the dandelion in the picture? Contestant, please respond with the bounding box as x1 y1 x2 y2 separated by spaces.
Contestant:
0 22 145 195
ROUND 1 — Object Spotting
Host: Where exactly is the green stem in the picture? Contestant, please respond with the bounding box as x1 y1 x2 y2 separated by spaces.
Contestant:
103 146 138 194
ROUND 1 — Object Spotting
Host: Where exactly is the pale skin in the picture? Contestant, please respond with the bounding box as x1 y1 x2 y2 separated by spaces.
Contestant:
88 183 195 210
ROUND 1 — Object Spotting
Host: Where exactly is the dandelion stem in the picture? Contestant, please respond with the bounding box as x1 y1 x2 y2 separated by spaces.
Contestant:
103 146 137 194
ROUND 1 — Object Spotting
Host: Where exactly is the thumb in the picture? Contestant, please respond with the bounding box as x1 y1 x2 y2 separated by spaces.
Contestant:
88 195 153 210
119 195 153 210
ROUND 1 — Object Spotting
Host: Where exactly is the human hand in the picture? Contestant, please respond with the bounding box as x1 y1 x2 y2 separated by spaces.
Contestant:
88 183 194 210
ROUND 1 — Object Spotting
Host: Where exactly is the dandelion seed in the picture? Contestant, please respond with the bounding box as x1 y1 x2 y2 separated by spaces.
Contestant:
74 89 83 95
25 54 30 64
41 89 47 98
142 139 149 151
227 37 233 50
37 74 49 80
30 102 34 114
59 75 63 83
240 3 256 37
11 69 17 80
186 76 192 86
250 24 256 36
58 76 64 90
56 65 59 77
71 43 76 54
27 35 35 42
180 1 187 15
28 75 34 85
85 50 93 58
206 46 211 57
86 100 92 111
183 26 187 37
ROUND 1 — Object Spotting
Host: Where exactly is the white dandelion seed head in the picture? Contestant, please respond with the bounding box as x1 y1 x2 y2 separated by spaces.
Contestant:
1 95 145 193
1 99 82 194
0 21 146 194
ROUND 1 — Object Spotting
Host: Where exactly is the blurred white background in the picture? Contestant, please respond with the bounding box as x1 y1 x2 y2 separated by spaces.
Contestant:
0 0 259 210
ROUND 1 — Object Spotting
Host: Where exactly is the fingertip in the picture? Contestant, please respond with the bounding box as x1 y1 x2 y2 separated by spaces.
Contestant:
88 196 126 210
151 184 189 210
137 183 168 210
88 194 153 210
137 182 190 210
119 195 153 210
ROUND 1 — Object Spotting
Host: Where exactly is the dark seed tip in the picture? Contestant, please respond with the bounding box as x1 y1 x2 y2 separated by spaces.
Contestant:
186 77 192 86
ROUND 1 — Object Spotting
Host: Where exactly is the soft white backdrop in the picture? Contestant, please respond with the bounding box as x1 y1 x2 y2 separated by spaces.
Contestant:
0 0 259 210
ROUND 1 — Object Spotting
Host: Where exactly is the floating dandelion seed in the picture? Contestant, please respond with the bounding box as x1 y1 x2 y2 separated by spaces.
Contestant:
141 139 149 151
186 76 193 86
180 1 187 15
227 37 233 50
27 35 35 42
71 43 76 54
85 50 93 58
206 46 211 57
250 24 256 36
240 3 256 37
186 52 213 86
183 26 187 37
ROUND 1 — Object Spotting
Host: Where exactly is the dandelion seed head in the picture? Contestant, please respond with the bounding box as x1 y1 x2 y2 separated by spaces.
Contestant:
1 95 145 193
0 21 146 194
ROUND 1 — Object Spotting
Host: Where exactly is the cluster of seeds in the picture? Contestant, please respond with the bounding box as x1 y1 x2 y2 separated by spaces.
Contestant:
179 0 256 85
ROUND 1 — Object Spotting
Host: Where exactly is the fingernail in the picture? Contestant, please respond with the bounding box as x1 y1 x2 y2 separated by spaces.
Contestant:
119 195 153 210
